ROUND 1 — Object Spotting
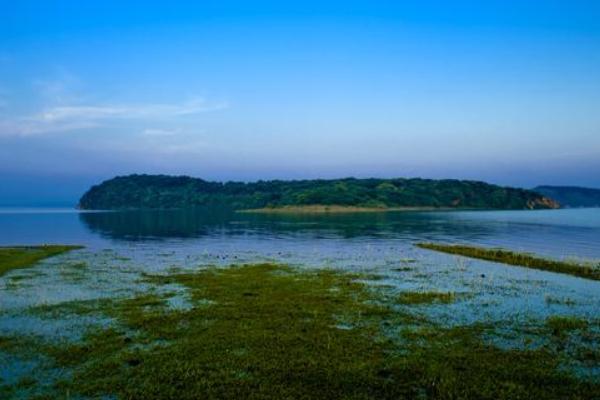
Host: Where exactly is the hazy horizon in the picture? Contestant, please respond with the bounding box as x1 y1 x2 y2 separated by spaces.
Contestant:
2 1 600 205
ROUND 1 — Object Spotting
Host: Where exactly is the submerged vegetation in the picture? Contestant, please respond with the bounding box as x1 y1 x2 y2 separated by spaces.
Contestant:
416 243 600 281
396 290 458 304
1 263 599 399
546 316 589 336
0 245 83 276
78 174 559 210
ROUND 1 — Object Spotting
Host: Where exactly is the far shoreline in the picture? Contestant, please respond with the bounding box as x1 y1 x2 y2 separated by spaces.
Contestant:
237 205 451 214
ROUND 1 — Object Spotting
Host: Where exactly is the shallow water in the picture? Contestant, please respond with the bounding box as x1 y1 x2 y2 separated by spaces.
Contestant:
1 207 600 258
0 207 599 386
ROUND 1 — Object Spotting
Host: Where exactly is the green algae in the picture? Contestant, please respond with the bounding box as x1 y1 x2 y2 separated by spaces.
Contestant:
396 290 459 305
2 263 599 399
0 245 83 277
546 316 589 336
416 242 600 280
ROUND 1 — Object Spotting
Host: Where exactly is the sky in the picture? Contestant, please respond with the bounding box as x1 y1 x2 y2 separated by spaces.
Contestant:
1 1 600 205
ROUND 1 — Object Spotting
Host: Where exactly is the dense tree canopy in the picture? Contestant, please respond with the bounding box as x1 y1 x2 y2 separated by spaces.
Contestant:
79 174 559 210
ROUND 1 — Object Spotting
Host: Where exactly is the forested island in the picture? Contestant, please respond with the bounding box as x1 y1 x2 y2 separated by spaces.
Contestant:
78 174 559 211
534 185 600 208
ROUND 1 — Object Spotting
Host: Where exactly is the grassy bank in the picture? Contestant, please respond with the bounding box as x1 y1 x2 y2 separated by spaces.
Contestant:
238 205 441 214
1 263 598 399
416 243 600 281
0 245 83 276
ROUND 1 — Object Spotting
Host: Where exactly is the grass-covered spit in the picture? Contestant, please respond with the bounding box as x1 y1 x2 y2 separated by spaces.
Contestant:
1 263 598 399
0 245 83 276
416 242 600 281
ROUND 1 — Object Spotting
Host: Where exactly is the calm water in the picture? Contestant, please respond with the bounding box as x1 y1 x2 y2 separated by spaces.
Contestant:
0 208 599 322
0 207 599 259
1 207 599 323
1 207 600 384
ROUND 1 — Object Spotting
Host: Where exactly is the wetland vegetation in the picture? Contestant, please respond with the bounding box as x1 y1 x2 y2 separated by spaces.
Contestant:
396 290 459 304
1 262 599 399
0 245 83 277
1 209 599 399
416 243 600 281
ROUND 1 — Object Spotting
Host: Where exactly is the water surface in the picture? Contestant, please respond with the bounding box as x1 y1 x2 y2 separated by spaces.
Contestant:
1 207 599 259
1 207 599 330
1 207 599 387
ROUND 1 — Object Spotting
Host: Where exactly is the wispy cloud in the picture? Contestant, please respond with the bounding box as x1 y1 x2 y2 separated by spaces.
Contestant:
141 128 182 136
0 98 228 137
40 98 225 122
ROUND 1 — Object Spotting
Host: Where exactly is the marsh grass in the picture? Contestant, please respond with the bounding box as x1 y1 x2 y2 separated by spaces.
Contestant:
544 294 577 306
416 243 600 280
1 263 599 399
0 245 83 277
546 316 589 336
396 291 458 304
392 266 413 272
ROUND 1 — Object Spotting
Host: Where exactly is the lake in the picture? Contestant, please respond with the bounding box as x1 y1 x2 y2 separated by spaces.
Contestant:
1 207 600 389
1 207 599 259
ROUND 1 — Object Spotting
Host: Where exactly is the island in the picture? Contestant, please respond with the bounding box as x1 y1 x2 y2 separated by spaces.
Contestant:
78 174 559 211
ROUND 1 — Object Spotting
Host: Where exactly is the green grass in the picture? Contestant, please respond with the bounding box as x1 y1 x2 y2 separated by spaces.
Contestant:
396 290 457 304
0 245 84 277
1 263 597 399
416 243 600 281
546 316 589 336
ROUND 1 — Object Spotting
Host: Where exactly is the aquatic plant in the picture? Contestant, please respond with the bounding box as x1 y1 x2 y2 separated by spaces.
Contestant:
416 243 600 281
0 245 83 276
546 316 588 336
1 263 598 399
396 290 457 304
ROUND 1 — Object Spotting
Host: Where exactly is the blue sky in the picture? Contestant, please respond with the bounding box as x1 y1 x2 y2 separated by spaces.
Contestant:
1 1 599 205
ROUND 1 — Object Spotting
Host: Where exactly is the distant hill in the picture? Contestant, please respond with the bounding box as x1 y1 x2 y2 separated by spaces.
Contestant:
533 186 600 208
78 174 559 211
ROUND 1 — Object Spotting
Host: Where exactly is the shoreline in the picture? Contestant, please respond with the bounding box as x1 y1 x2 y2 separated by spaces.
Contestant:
237 205 449 214
2 261 597 398
0 245 84 276
416 242 600 281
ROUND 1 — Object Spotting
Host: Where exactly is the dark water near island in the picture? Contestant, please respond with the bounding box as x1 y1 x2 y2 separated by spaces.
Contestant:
1 207 599 260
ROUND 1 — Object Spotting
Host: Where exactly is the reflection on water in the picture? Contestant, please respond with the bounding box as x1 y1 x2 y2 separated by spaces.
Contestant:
0 207 599 259
78 208 496 241
80 208 235 239
1 207 599 382
74 208 600 259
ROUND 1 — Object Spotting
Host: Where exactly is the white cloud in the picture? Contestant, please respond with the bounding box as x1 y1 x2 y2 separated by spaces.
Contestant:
39 98 225 122
0 98 228 137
